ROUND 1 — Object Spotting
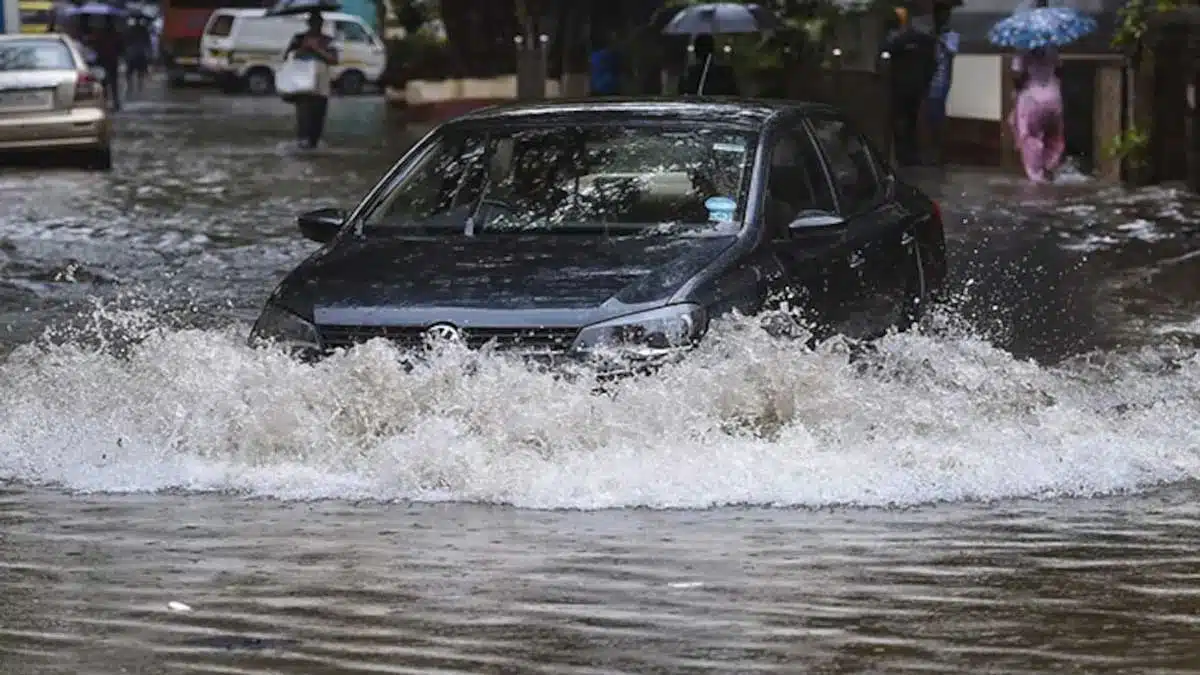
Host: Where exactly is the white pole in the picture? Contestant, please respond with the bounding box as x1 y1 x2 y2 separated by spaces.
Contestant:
697 53 712 94
3 0 20 34
698 9 719 95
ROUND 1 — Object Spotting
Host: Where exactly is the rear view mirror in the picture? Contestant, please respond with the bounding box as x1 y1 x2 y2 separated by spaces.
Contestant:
297 207 345 243
788 211 845 230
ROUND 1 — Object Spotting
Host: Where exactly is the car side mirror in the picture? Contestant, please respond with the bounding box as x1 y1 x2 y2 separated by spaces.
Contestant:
788 210 845 231
297 207 345 244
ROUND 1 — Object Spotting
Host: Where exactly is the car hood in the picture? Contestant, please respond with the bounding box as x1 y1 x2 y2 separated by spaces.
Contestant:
277 234 735 327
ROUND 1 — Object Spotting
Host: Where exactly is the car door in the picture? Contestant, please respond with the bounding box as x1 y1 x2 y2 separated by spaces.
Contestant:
805 115 911 340
758 115 857 338
333 19 373 77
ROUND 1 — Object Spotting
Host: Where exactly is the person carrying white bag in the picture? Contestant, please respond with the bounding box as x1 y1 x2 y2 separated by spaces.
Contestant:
279 11 339 149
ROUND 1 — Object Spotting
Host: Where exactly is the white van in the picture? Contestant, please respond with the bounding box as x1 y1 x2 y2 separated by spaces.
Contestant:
199 8 386 96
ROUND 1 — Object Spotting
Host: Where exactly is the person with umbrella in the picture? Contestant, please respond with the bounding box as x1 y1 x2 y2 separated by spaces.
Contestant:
989 0 1096 182
678 35 739 96
64 3 126 110
662 3 779 96
283 10 339 149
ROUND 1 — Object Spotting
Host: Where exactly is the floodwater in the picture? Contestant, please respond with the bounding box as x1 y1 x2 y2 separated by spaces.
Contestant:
1 85 1199 674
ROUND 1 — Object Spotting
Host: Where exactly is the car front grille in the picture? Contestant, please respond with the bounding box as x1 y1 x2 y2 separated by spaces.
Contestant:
318 325 580 353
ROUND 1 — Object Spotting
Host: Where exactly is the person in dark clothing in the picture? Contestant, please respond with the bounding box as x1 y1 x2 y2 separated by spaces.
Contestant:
92 14 125 111
589 33 620 97
284 12 338 149
125 19 152 96
677 34 739 97
882 8 938 166
925 3 960 166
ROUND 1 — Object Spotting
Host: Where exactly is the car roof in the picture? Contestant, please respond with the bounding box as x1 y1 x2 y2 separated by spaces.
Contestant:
446 97 840 130
0 33 69 42
216 7 360 21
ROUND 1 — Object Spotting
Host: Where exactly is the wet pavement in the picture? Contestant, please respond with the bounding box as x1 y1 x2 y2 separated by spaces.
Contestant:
1 81 1199 674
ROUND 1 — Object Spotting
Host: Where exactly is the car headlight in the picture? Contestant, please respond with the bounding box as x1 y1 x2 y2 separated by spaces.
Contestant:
572 304 707 356
248 304 320 354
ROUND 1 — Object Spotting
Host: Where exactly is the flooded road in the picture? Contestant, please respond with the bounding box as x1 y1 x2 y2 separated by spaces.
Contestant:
1 84 1200 674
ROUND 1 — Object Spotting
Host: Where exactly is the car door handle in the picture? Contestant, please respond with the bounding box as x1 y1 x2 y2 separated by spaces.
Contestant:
901 231 915 247
848 251 866 268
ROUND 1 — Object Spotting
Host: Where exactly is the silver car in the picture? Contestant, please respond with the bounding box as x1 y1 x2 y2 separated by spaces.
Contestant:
0 33 112 170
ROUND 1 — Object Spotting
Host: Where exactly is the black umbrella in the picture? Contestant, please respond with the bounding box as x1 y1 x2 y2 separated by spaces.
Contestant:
264 0 341 18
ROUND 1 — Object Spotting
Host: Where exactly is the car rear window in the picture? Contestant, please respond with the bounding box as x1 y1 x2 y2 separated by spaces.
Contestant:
206 14 235 37
0 40 74 71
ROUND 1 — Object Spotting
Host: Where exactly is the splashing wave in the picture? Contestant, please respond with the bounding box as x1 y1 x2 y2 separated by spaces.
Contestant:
1 300 1197 510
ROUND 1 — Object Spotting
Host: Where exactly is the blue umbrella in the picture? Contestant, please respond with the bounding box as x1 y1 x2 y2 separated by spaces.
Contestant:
987 7 1097 50
64 1 127 16
662 3 781 35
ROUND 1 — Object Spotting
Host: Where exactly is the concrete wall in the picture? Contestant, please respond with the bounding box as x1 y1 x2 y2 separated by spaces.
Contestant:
400 76 564 106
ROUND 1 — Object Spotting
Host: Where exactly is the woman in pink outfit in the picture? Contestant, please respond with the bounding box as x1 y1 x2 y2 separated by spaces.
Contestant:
1009 45 1065 183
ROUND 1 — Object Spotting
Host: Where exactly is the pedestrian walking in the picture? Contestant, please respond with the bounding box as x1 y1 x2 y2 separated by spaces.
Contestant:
92 14 125 111
677 35 740 96
925 3 960 166
284 11 338 149
1008 44 1064 182
125 19 152 97
987 0 1095 182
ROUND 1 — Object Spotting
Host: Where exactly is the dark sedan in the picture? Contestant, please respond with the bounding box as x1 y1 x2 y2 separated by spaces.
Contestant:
249 99 948 369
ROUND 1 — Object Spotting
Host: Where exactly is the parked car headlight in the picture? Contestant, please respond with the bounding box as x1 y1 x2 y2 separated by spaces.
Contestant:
572 304 707 356
248 304 320 354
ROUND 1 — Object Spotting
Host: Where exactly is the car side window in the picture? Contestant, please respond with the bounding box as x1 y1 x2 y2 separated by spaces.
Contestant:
807 118 881 215
368 134 487 226
336 20 370 43
763 124 836 237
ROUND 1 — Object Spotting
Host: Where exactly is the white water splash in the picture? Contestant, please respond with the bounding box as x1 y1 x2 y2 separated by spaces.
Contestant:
0 303 1198 510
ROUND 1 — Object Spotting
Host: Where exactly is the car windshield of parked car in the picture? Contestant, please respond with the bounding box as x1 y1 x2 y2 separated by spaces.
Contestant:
361 124 757 236
0 40 75 71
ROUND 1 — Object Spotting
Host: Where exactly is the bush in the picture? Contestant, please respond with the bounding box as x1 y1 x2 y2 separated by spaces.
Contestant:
381 32 525 88
381 34 459 88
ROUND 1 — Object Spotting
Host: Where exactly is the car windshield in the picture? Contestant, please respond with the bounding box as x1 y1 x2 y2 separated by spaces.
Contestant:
361 124 758 236
0 40 75 71
206 14 235 36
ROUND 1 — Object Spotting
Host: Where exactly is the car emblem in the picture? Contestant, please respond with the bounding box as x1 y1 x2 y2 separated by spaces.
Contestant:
424 323 463 343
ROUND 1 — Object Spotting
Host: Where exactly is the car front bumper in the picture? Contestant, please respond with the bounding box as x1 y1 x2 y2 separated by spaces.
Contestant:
288 340 691 381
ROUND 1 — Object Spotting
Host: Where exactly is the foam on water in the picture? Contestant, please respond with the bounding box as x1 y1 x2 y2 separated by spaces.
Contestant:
1 300 1198 510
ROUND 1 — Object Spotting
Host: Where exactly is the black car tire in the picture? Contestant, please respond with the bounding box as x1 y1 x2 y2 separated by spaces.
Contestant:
80 147 113 171
245 68 275 96
337 70 366 96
